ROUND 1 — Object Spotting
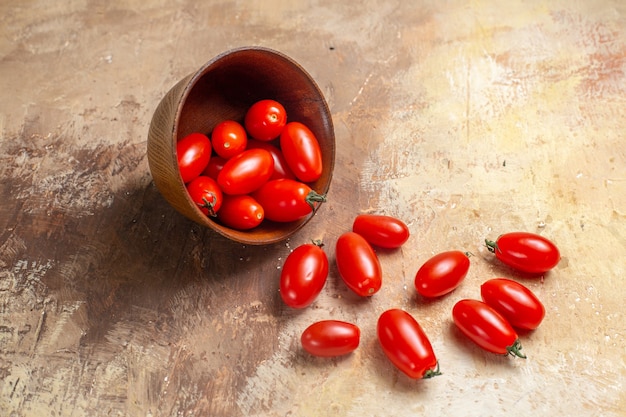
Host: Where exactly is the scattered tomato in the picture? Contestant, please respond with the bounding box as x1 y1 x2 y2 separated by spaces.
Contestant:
414 251 470 298
252 179 326 222
244 99 287 141
211 120 247 159
481 278 545 330
485 232 560 274
177 132 212 183
246 139 296 180
280 241 329 309
377 309 440 379
280 121 323 183
216 194 264 230
217 148 274 195
301 320 360 357
352 214 410 249
335 232 382 297
186 176 223 217
452 299 526 358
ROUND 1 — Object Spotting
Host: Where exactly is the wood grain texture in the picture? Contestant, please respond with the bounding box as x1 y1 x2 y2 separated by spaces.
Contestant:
1 1 625 416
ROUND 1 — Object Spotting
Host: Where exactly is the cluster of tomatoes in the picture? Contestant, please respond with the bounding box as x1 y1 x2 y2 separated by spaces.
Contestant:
280 218 561 380
176 99 325 229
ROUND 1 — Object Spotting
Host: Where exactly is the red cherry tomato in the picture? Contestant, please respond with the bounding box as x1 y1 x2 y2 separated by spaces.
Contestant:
352 214 410 249
485 232 560 274
176 132 212 183
480 278 545 330
211 120 247 159
414 251 470 298
217 148 274 195
252 179 326 222
186 176 223 216
244 99 287 141
246 139 296 180
280 242 329 309
301 320 360 357
377 309 441 379
452 299 526 358
216 195 264 230
202 156 227 180
335 232 382 297
279 122 323 183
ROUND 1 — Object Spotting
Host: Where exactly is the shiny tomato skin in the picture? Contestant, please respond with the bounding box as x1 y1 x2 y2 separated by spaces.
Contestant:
335 232 382 297
481 278 545 330
452 299 526 358
217 148 274 195
280 122 323 183
202 156 227 180
244 99 287 141
280 243 329 309
486 232 560 274
246 139 296 180
217 194 264 230
211 120 248 159
301 320 360 357
352 214 410 249
186 176 223 216
177 132 212 183
252 179 326 222
414 251 470 298
377 309 440 379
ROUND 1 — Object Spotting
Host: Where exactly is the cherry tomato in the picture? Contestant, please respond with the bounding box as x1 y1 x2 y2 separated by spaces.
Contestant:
452 299 526 358
176 132 212 183
186 176 223 216
211 120 248 159
217 148 274 195
244 99 287 141
202 155 227 180
352 214 410 249
279 122 323 183
280 241 329 309
485 232 560 274
481 278 545 330
216 195 264 230
246 139 296 180
377 309 441 379
414 251 470 298
252 179 326 223
335 232 382 297
301 320 360 357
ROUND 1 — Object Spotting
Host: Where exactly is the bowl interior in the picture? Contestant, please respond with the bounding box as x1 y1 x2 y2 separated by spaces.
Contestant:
155 47 335 245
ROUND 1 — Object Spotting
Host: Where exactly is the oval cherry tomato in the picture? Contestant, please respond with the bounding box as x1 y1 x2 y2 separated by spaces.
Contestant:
481 278 545 330
211 120 247 159
186 176 223 216
202 155 227 180
252 179 326 222
216 195 264 230
377 309 441 379
244 99 287 141
279 122 323 183
246 139 296 180
301 320 360 357
352 214 410 249
485 232 560 274
452 299 526 358
414 251 470 298
335 232 382 297
280 242 329 309
176 132 212 183
217 148 274 195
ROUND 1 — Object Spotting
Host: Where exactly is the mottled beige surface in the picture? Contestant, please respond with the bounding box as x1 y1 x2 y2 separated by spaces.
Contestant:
1 1 625 416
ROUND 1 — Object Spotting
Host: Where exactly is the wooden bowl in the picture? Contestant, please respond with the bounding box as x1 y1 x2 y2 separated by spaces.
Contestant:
147 47 335 245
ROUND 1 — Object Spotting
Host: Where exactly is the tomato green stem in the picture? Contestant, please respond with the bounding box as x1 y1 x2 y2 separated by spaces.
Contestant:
311 239 324 248
305 190 327 211
506 339 527 359
422 361 442 379
200 195 217 217
485 239 499 254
